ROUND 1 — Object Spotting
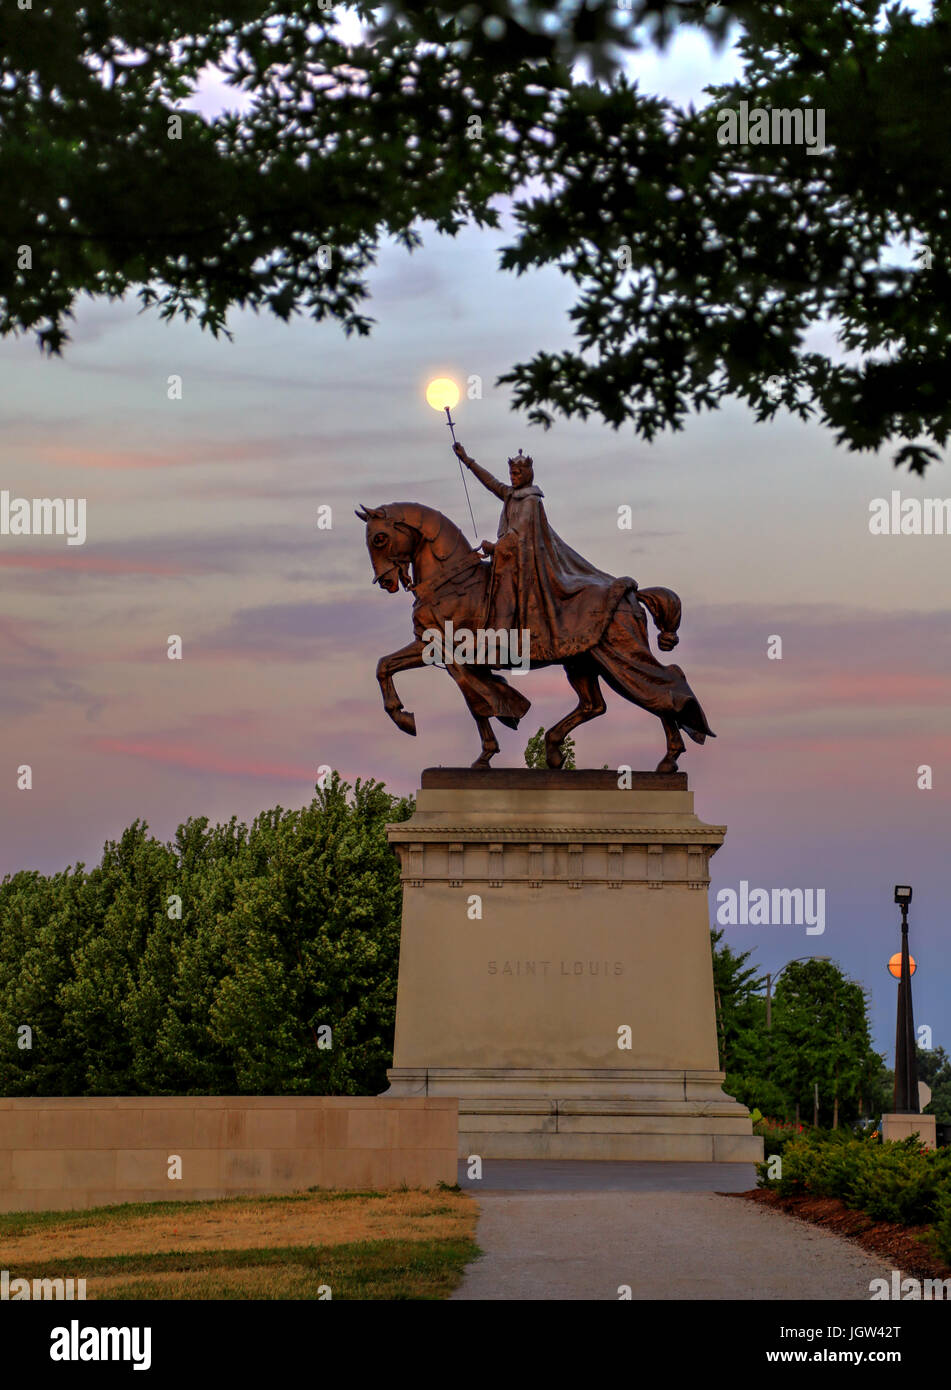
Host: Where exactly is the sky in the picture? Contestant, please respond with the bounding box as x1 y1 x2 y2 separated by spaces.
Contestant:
0 16 947 1065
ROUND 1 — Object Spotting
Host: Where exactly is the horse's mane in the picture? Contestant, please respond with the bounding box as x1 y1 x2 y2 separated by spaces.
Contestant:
376 501 475 562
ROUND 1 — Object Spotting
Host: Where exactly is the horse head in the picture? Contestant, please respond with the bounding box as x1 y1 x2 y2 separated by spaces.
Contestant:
355 504 413 592
356 502 471 593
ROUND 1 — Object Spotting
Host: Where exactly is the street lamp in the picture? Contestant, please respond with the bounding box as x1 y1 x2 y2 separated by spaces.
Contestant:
892 884 919 1114
887 951 916 979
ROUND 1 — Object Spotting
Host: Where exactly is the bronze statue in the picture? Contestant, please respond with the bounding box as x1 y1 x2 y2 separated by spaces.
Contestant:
357 441 714 771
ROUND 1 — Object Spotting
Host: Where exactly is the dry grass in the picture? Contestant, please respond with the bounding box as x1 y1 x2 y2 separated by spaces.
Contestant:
0 1188 479 1300
2 1189 471 1261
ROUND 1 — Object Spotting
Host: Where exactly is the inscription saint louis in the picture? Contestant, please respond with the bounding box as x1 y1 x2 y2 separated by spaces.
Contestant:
488 960 624 976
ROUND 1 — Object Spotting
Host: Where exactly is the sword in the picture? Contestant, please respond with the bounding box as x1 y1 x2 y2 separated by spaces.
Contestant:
445 405 478 540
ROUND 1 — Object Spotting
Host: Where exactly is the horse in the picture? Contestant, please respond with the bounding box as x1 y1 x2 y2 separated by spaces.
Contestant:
357 501 714 771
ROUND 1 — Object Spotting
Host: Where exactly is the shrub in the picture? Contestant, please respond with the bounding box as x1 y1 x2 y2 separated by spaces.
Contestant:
753 1116 803 1165
934 1185 951 1265
757 1131 951 1237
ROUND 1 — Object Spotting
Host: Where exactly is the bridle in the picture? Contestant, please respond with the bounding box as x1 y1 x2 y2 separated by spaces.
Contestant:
372 519 418 591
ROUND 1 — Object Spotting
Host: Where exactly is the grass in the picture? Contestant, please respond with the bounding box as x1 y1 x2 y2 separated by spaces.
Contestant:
0 1188 479 1300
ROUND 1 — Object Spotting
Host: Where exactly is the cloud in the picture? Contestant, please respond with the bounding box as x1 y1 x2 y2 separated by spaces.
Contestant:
0 616 57 660
370 255 445 307
682 603 951 676
7 427 406 472
0 553 185 575
90 736 319 782
199 597 396 660
0 660 108 722
0 526 358 592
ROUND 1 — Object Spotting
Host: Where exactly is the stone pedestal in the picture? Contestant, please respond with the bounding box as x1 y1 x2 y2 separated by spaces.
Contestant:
384 769 762 1162
882 1113 937 1149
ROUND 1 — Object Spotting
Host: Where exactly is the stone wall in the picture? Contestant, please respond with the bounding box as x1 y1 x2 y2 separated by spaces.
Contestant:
0 1096 458 1212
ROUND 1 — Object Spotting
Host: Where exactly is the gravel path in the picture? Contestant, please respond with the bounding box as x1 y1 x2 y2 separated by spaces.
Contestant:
452 1169 891 1301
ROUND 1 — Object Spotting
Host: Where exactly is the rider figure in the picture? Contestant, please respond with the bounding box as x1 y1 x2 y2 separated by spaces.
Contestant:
452 442 536 632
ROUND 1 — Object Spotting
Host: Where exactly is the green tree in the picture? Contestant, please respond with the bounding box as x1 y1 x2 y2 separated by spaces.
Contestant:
0 775 412 1097
524 726 576 769
918 1045 951 1125
710 928 766 1074
770 960 884 1128
0 866 94 1095
4 2 950 469
59 821 176 1093
708 928 792 1116
206 775 412 1094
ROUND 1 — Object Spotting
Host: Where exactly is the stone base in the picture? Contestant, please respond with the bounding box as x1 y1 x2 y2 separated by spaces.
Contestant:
386 1066 764 1161
384 771 761 1163
882 1112 937 1150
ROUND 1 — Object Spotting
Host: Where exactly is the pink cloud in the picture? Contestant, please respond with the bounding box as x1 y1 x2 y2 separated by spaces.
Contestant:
41 446 178 470
704 669 951 717
90 736 318 781
0 554 185 574
28 435 331 470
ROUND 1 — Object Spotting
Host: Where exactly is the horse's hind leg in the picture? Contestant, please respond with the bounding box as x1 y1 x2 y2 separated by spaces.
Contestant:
472 716 500 768
545 662 606 768
656 715 686 774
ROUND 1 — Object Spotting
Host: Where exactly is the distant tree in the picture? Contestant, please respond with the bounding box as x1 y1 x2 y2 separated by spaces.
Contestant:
770 960 884 1128
724 1073 791 1122
0 775 412 1097
710 928 766 1076
918 1045 951 1125
0 866 92 1095
524 727 576 769
202 775 411 1094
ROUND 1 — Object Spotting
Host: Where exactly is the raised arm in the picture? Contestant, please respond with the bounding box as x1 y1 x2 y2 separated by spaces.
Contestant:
453 442 508 501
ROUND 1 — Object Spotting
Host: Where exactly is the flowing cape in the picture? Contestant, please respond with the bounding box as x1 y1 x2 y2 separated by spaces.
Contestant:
486 486 636 661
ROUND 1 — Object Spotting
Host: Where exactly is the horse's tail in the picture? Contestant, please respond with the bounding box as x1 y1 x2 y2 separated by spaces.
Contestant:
637 586 682 652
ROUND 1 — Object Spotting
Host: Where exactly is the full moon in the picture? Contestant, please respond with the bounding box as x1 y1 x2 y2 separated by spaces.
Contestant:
425 377 460 411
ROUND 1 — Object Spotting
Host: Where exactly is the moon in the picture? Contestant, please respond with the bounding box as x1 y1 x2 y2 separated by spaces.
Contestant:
425 377 460 412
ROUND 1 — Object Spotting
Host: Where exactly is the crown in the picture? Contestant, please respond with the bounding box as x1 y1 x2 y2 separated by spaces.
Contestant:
507 449 534 468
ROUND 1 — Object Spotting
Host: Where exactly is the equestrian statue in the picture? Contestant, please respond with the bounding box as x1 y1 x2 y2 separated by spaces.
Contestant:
357 440 714 771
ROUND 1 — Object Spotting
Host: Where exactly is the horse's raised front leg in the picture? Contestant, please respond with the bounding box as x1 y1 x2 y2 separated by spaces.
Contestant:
655 715 686 773
376 640 425 736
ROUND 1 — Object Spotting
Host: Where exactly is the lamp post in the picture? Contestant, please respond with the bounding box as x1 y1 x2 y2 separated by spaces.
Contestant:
892 884 919 1114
